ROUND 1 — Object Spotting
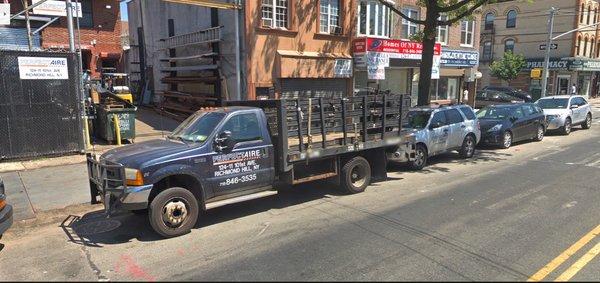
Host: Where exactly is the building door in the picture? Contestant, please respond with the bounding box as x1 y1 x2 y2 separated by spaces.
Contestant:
557 76 570 95
280 79 347 99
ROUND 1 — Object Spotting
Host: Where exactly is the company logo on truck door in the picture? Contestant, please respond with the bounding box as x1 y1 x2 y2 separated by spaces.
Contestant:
212 149 262 166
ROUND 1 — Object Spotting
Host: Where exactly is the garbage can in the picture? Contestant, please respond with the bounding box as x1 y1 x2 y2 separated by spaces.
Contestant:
94 104 136 143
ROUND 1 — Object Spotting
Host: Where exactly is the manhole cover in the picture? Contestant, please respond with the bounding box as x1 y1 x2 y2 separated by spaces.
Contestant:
74 219 122 236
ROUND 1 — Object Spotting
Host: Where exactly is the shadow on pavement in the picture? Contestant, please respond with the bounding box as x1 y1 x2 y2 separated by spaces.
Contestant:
387 149 513 175
60 181 352 246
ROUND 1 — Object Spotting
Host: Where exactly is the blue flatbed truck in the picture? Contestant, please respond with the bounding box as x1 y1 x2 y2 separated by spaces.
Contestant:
87 94 414 237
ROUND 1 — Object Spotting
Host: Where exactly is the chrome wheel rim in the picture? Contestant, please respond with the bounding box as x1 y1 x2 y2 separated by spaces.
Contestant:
162 198 189 228
504 132 512 148
350 165 367 188
466 138 474 156
565 120 571 133
537 126 544 140
587 116 592 128
414 148 425 167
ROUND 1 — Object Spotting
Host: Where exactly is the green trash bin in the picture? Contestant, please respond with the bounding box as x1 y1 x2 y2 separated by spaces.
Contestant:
94 105 137 143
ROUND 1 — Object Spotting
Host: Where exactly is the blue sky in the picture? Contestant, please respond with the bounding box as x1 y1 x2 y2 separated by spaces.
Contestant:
120 1 128 21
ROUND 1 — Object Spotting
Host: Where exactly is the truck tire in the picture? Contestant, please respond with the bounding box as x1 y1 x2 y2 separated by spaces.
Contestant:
148 187 199 238
340 156 371 194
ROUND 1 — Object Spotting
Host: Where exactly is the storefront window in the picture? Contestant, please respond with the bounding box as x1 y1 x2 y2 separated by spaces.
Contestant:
430 77 460 101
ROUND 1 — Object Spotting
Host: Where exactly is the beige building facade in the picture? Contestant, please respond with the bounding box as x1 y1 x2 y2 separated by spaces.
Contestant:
480 0 600 98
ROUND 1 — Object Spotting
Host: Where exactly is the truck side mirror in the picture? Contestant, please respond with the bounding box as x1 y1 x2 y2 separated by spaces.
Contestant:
215 131 234 151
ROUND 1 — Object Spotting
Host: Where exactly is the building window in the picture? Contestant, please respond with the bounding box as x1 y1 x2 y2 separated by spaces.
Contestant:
401 8 419 39
320 0 341 34
79 0 93 28
357 1 391 37
436 15 448 45
591 38 595 57
577 35 582 56
261 0 288 28
506 10 517 28
588 5 592 24
581 4 585 23
483 41 492 60
460 20 475 46
583 37 589 57
504 39 515 53
484 12 494 30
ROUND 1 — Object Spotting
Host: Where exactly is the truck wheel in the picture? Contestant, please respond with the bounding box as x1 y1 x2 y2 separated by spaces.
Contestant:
148 187 199 238
340 156 371 194
459 135 476 159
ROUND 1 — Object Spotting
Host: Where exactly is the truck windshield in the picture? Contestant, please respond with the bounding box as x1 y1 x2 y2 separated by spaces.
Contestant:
404 111 432 129
536 98 568 109
168 112 226 143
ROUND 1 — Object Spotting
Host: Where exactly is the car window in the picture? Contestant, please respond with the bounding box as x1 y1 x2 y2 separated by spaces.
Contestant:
533 105 543 114
573 97 587 106
580 97 588 105
169 111 226 143
523 105 535 116
477 107 512 119
445 109 464 124
430 111 447 127
459 107 476 120
405 110 432 129
220 113 262 143
514 107 525 119
537 98 569 109
476 91 486 99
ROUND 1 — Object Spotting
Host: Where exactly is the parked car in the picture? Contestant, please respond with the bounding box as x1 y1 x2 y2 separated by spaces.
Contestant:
0 178 13 239
398 105 481 170
536 95 593 135
482 86 533 102
475 89 525 109
477 103 546 149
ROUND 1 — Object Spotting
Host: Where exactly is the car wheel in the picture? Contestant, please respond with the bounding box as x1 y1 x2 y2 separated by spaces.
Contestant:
534 125 545 141
340 156 371 194
459 135 476 159
148 187 199 238
582 113 592 129
410 144 428 170
561 118 572 135
501 131 512 149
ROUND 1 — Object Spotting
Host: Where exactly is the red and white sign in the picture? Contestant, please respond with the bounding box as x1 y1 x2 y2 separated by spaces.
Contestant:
353 38 441 59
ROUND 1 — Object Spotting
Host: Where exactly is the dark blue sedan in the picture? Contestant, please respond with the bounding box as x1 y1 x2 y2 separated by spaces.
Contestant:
477 103 546 149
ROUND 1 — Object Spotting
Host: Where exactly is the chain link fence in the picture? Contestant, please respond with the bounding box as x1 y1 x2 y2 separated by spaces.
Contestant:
0 50 84 160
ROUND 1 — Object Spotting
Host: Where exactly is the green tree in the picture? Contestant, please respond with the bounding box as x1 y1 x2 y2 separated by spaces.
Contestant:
379 0 496 106
490 52 526 83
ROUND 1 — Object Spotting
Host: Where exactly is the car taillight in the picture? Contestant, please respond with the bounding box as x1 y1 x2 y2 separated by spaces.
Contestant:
0 197 5 210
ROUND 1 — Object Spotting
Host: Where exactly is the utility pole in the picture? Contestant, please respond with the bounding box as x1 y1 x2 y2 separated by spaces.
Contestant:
541 7 557 98
65 0 75 52
22 0 33 51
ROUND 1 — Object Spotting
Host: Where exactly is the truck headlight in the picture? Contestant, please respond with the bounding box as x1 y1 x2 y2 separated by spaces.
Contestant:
125 168 144 186
488 124 502 132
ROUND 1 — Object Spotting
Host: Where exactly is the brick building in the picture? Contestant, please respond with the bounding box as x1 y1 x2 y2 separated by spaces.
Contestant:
7 0 123 78
353 0 481 105
479 0 600 98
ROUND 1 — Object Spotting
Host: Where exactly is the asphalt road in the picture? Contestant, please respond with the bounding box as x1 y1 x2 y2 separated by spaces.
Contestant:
0 107 599 281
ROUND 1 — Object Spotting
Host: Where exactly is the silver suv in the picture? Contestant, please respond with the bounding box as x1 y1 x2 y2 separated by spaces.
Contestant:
396 105 482 170
536 95 592 135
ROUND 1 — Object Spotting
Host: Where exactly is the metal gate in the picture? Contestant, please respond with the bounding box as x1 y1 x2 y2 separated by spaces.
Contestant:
280 78 348 99
0 51 83 160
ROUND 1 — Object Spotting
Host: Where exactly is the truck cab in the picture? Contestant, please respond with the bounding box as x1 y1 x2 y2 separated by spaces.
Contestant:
89 107 278 237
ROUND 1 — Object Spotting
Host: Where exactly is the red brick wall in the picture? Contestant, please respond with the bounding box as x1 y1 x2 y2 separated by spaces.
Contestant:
11 0 123 78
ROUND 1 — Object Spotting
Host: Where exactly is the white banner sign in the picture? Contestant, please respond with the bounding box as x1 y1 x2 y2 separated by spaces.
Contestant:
18 57 69 80
0 3 9 26
431 55 441 80
334 59 353 78
368 66 385 80
32 0 82 17
367 52 390 68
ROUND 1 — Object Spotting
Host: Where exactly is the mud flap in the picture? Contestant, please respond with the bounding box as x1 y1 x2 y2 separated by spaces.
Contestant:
366 149 388 182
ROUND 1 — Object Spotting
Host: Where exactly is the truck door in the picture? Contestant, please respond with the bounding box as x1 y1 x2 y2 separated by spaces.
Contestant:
209 111 275 196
